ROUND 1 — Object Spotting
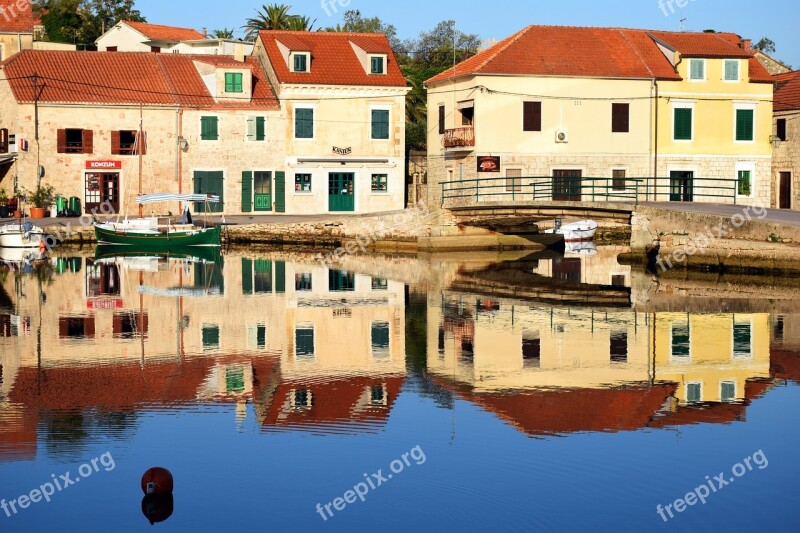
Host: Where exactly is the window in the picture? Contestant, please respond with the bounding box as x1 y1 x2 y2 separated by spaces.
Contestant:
0 128 8 153
295 325 315 358
737 170 752 197
671 322 691 358
329 270 355 292
724 60 740 82
610 332 628 363
523 101 542 132
687 382 702 403
733 319 752 358
522 330 541 368
506 169 522 192
225 72 243 93
254 259 272 294
150 46 161 53
226 367 245 393
721 381 736 403
689 59 705 81
111 130 142 155
254 171 271 195
461 106 474 126
372 277 388 291
248 324 267 350
370 385 387 405
202 325 220 352
58 316 95 339
371 174 388 192
612 169 626 191
293 53 308 73
106 46 117 52
372 321 391 358
295 273 313 291
674 107 693 141
200 116 219 141
777 118 787 142
57 129 93 154
371 109 390 140
370 55 385 74
291 389 313 409
611 275 626 286
438 105 446 135
612 103 630 133
295 108 314 139
295 173 312 192
736 109 754 142
247 116 266 141
113 312 148 339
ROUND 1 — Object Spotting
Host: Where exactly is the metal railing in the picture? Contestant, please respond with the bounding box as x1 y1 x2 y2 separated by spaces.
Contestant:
443 127 475 148
441 176 742 207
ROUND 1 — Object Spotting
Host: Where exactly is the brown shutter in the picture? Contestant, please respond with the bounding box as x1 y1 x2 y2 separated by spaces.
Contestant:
82 130 93 154
84 316 95 339
58 317 68 338
612 103 629 133
57 129 66 153
110 131 120 155
112 314 122 336
523 102 541 132
141 313 149 337
438 105 445 135
0 129 8 153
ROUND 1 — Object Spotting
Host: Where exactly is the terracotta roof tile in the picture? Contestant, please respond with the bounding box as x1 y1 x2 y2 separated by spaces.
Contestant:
0 1 38 33
125 21 206 42
259 30 407 87
774 70 800 111
648 30 752 58
0 50 279 110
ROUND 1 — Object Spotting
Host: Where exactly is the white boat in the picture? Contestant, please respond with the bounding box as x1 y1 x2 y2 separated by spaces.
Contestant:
544 219 598 243
565 241 598 256
0 222 48 249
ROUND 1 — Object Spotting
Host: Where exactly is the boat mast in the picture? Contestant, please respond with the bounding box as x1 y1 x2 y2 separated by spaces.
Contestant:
138 106 144 219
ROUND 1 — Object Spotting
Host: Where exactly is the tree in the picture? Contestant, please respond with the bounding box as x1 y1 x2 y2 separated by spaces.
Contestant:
286 15 316 32
34 0 145 44
754 37 776 54
243 3 293 40
412 20 481 70
211 28 235 39
325 10 408 58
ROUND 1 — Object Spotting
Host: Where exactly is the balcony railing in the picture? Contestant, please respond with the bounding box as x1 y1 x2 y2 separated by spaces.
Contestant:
443 127 475 149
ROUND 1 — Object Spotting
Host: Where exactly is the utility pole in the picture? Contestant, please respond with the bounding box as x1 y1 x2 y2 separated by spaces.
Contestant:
33 73 42 187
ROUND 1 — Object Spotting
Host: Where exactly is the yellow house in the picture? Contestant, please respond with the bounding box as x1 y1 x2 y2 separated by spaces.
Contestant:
426 26 774 208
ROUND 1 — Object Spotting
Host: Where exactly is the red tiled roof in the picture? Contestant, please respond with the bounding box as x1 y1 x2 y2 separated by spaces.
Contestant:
774 70 800 111
427 26 770 84
259 30 407 87
0 1 38 33
124 21 206 42
0 50 279 110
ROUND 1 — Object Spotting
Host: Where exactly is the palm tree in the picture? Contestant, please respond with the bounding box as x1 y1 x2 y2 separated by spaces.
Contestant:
286 15 316 32
243 3 292 40
211 28 235 39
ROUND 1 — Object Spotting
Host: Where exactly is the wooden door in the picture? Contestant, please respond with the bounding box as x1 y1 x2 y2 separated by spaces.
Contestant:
552 170 582 201
780 172 792 209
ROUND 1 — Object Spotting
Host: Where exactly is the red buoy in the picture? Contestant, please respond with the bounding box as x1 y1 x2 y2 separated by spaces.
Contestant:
141 467 174 496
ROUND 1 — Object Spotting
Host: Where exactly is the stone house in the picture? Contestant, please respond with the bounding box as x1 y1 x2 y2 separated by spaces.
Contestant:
772 70 800 209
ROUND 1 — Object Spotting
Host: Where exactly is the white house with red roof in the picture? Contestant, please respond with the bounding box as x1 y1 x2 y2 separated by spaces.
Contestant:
96 20 253 56
0 50 282 216
0 0 39 61
254 30 409 215
427 26 774 208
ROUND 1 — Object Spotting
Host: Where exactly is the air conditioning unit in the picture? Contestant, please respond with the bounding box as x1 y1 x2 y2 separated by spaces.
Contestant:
555 130 569 143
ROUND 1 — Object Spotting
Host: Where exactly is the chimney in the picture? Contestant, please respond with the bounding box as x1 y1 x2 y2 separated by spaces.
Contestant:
201 27 207 38
742 39 752 52
234 43 245 63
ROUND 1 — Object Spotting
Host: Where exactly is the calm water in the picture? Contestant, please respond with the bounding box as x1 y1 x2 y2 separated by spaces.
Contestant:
1 246 798 532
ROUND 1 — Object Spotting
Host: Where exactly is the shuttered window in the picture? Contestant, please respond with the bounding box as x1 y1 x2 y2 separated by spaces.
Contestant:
689 59 705 81
523 101 542 132
293 54 308 73
246 116 266 141
295 325 315 358
733 320 752 357
200 116 219 141
736 109 754 141
724 60 739 81
671 322 691 358
687 383 702 403
371 321 390 358
0 128 8 153
57 129 93 154
371 110 390 140
370 56 385 74
737 170 752 196
295 108 314 139
721 381 736 402
674 108 693 141
224 72 243 93
777 118 787 141
438 105 445 135
241 170 253 212
611 103 630 133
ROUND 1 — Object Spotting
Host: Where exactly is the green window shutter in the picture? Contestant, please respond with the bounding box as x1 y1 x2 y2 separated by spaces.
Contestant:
372 110 389 140
256 117 266 141
275 261 286 293
201 117 219 141
687 383 701 403
242 258 253 295
737 170 752 196
721 382 736 402
295 109 313 139
690 60 704 80
671 323 691 357
242 171 253 212
736 109 754 141
275 171 286 213
202 325 220 350
734 323 751 355
725 61 739 81
674 108 692 141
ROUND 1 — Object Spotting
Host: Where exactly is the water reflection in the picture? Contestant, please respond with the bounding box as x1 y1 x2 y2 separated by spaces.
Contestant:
0 247 798 463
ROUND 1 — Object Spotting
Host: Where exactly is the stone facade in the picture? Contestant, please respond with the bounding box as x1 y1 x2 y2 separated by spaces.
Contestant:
772 112 800 210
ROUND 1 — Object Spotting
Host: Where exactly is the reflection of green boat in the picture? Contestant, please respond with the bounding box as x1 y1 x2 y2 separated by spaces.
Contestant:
95 244 221 264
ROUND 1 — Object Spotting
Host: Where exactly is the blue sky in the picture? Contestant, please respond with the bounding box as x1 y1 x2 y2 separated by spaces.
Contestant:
137 0 799 67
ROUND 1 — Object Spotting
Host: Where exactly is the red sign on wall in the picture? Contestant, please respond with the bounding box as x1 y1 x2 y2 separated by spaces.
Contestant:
86 161 122 170
87 298 123 310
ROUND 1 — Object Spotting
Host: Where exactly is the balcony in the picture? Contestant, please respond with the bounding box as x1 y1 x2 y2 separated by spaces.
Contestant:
443 127 475 150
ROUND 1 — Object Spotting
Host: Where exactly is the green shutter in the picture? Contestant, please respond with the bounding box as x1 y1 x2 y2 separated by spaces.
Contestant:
256 117 265 141
687 383 701 403
372 110 389 140
242 258 253 295
202 325 220 349
736 109 754 141
738 170 751 196
275 261 286 293
275 171 286 213
201 117 218 141
671 323 691 357
674 108 692 141
690 60 704 80
734 323 751 354
242 171 253 212
296 109 313 139
725 60 739 81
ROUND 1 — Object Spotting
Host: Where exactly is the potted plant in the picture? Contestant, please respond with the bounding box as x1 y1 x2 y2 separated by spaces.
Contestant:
13 188 25 218
0 188 8 218
26 183 55 219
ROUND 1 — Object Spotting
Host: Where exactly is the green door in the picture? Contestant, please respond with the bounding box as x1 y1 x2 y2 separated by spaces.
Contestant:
670 171 694 202
329 173 355 212
275 171 286 213
254 171 272 212
194 171 224 213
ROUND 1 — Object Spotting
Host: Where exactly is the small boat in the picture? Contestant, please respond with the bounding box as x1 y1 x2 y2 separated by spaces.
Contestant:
0 222 48 249
94 194 222 247
544 219 598 243
564 241 598 256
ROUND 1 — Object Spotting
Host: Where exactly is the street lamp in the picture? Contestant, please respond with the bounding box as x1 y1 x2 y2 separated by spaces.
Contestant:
769 135 783 149
177 136 189 152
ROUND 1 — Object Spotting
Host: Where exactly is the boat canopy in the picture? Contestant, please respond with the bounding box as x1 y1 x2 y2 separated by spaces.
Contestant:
136 194 221 205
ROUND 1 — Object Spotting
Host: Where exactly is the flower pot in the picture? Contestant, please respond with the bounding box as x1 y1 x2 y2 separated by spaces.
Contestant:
14 210 22 219
29 207 47 219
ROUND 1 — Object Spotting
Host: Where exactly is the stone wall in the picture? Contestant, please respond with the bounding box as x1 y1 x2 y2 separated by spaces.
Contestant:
772 111 800 210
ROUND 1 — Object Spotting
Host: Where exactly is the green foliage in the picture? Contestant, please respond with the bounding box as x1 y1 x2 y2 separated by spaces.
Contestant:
754 37 776 54
34 0 145 45
26 183 56 208
243 3 314 40
211 28 236 39
0 188 8 204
